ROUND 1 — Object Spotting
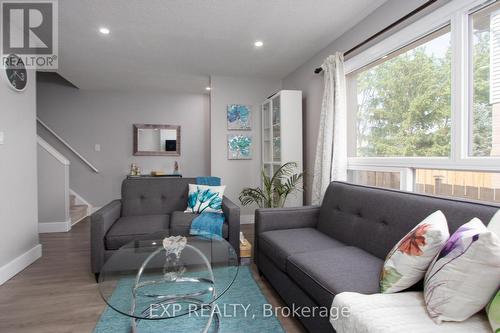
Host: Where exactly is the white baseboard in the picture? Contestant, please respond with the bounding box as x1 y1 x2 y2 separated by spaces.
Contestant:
38 220 71 233
240 214 255 224
0 244 42 285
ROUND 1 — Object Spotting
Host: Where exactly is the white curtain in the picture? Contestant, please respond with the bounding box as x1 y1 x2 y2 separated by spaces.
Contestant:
311 52 347 205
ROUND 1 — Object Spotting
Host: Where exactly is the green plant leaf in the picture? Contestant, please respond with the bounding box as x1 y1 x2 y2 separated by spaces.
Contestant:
239 162 303 208
239 187 265 208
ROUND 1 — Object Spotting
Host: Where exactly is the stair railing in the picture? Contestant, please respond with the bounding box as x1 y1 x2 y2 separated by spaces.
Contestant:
36 117 99 173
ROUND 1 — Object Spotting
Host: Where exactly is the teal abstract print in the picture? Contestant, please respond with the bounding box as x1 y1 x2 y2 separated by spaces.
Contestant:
185 184 225 214
227 104 252 130
227 134 252 160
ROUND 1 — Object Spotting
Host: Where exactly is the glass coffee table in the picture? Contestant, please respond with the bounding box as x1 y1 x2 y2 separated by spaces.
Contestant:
98 234 239 333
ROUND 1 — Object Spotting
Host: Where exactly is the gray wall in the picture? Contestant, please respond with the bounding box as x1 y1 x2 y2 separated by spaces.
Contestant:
37 76 210 207
282 0 442 204
210 76 282 217
37 141 69 224
0 70 40 273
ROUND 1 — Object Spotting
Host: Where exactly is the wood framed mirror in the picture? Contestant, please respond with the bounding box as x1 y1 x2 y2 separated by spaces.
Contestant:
133 124 181 156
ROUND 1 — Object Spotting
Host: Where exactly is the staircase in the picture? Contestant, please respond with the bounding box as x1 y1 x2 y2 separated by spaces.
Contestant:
37 118 97 232
69 194 89 225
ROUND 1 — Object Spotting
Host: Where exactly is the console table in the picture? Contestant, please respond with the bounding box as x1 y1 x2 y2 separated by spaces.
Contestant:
127 174 182 179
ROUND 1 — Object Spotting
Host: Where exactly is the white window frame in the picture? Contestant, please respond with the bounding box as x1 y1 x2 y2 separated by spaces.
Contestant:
345 0 500 176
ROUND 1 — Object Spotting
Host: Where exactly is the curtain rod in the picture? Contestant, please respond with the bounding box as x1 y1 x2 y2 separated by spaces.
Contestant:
314 0 439 74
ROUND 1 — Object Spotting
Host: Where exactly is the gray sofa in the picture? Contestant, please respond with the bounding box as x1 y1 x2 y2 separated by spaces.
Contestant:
91 177 240 278
255 181 499 333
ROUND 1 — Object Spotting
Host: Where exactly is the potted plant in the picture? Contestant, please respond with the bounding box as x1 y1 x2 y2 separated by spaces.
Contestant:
239 162 303 208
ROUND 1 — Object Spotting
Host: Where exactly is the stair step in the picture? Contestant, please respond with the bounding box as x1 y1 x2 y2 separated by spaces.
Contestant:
69 194 76 207
70 204 88 224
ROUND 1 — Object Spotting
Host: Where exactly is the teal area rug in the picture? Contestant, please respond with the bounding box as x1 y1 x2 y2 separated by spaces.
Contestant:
94 266 284 333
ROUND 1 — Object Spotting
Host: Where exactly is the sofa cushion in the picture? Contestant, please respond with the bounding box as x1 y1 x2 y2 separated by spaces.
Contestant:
170 211 228 238
105 215 170 250
380 210 449 294
487 289 500 333
121 178 196 216
259 228 345 272
489 210 500 237
330 291 491 333
185 184 225 214
317 182 499 259
424 218 500 323
287 247 383 308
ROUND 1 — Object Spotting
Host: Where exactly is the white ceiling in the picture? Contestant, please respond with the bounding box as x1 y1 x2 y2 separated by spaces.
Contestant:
56 0 387 92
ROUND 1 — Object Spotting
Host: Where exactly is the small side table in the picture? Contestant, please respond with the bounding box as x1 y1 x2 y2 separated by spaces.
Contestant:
240 237 252 265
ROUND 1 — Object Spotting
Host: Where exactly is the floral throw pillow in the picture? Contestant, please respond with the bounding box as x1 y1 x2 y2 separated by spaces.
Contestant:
424 218 500 323
184 184 225 214
380 210 449 293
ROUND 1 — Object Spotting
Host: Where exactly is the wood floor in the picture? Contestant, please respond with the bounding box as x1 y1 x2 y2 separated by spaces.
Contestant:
0 219 306 333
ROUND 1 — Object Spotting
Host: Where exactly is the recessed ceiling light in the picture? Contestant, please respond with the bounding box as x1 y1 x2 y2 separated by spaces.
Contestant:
254 40 264 47
205 86 211 91
99 27 110 35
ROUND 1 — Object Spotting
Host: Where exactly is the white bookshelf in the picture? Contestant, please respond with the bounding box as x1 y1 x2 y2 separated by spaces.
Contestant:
261 90 303 207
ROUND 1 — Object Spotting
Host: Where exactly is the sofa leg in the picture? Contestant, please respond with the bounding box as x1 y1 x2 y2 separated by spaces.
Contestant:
94 273 100 283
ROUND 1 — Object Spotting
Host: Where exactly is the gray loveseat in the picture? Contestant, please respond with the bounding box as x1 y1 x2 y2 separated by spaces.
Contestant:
91 177 240 279
255 181 499 332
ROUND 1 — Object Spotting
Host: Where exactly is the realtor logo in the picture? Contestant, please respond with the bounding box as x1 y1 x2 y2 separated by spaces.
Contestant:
1 0 58 69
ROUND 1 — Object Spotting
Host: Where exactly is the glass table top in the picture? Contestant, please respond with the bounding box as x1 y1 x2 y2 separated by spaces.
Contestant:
98 235 239 320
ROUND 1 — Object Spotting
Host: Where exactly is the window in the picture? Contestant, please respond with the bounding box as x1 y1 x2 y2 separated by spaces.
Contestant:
348 170 401 189
416 169 500 203
350 27 452 157
470 2 500 157
344 0 500 202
